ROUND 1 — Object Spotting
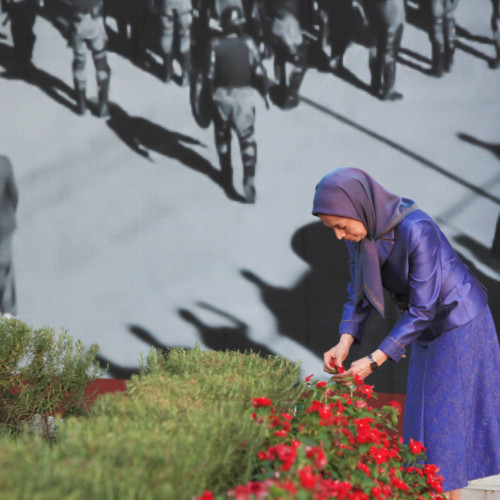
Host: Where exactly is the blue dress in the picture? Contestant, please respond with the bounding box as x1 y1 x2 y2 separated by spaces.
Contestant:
339 209 500 491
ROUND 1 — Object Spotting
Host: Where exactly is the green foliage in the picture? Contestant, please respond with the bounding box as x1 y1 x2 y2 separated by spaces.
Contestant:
0 346 303 500
0 318 102 439
201 374 446 499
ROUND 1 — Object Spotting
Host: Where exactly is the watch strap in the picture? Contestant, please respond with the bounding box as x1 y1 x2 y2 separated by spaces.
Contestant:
368 353 379 373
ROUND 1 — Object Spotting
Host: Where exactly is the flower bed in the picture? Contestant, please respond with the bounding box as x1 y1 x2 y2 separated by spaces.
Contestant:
198 367 445 500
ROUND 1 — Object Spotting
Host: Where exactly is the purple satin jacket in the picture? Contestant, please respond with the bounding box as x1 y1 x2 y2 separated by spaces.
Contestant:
339 209 488 362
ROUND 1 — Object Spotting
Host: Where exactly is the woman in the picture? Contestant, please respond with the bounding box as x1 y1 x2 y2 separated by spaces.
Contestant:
312 167 500 499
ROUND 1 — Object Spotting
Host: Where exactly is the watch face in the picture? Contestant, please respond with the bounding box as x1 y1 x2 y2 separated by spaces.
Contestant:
368 355 378 372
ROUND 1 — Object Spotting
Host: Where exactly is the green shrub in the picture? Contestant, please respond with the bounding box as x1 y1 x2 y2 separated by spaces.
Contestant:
0 318 102 439
0 346 304 500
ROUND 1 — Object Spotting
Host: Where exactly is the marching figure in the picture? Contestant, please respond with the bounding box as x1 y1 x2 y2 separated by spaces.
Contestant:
365 0 405 101
69 0 111 117
429 0 460 76
3 0 41 70
158 0 193 85
0 156 18 319
268 0 307 109
103 0 150 62
205 6 268 203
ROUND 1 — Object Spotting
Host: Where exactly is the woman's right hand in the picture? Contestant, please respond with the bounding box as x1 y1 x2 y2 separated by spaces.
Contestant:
323 334 354 374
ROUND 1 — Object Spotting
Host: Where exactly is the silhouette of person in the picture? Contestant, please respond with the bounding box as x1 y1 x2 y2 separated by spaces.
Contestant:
179 302 275 356
0 155 18 318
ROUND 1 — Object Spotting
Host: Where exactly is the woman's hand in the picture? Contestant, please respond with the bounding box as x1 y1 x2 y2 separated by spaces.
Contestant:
323 334 355 374
332 349 389 384
332 356 372 384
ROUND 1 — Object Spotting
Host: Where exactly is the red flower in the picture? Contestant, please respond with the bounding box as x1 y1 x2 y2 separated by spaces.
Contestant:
348 490 370 500
275 480 297 495
341 427 354 445
390 476 410 492
357 460 371 477
406 466 424 477
297 465 317 489
341 393 352 405
371 486 382 498
354 400 368 409
388 400 403 416
305 374 314 382
252 397 272 408
368 446 392 464
410 438 427 455
424 464 440 476
257 451 267 460
267 443 297 471
306 445 328 470
354 417 381 444
316 381 327 388
196 491 214 500
356 383 374 398
323 479 352 498
274 430 288 438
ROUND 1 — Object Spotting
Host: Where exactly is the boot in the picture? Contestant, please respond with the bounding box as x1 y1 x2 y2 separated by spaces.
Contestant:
369 53 383 98
97 78 110 118
162 53 173 83
74 81 87 116
431 42 445 77
381 61 403 101
444 46 455 72
242 154 257 204
443 18 456 72
180 50 192 87
243 173 256 204
284 67 305 109
218 152 233 187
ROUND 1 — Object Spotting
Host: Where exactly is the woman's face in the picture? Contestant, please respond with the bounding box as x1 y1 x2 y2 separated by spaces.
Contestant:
318 214 367 242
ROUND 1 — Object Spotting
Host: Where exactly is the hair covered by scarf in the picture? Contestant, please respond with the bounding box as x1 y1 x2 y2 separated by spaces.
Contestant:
312 167 417 316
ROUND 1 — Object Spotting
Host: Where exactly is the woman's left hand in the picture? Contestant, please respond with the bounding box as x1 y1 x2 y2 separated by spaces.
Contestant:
331 356 372 384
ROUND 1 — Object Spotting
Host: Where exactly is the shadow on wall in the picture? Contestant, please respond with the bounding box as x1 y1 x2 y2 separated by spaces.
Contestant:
99 221 410 393
98 222 500 396
105 103 246 203
241 221 409 394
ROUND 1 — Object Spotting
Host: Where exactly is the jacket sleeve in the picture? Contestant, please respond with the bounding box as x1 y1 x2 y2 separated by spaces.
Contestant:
378 219 441 362
338 241 373 343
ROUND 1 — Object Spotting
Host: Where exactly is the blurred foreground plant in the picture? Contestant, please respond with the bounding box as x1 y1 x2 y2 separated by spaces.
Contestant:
0 318 102 439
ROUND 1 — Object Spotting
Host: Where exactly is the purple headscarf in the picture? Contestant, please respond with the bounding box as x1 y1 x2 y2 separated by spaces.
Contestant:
312 167 417 317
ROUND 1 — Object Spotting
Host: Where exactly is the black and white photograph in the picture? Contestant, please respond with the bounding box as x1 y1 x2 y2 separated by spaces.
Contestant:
1 0 499 495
